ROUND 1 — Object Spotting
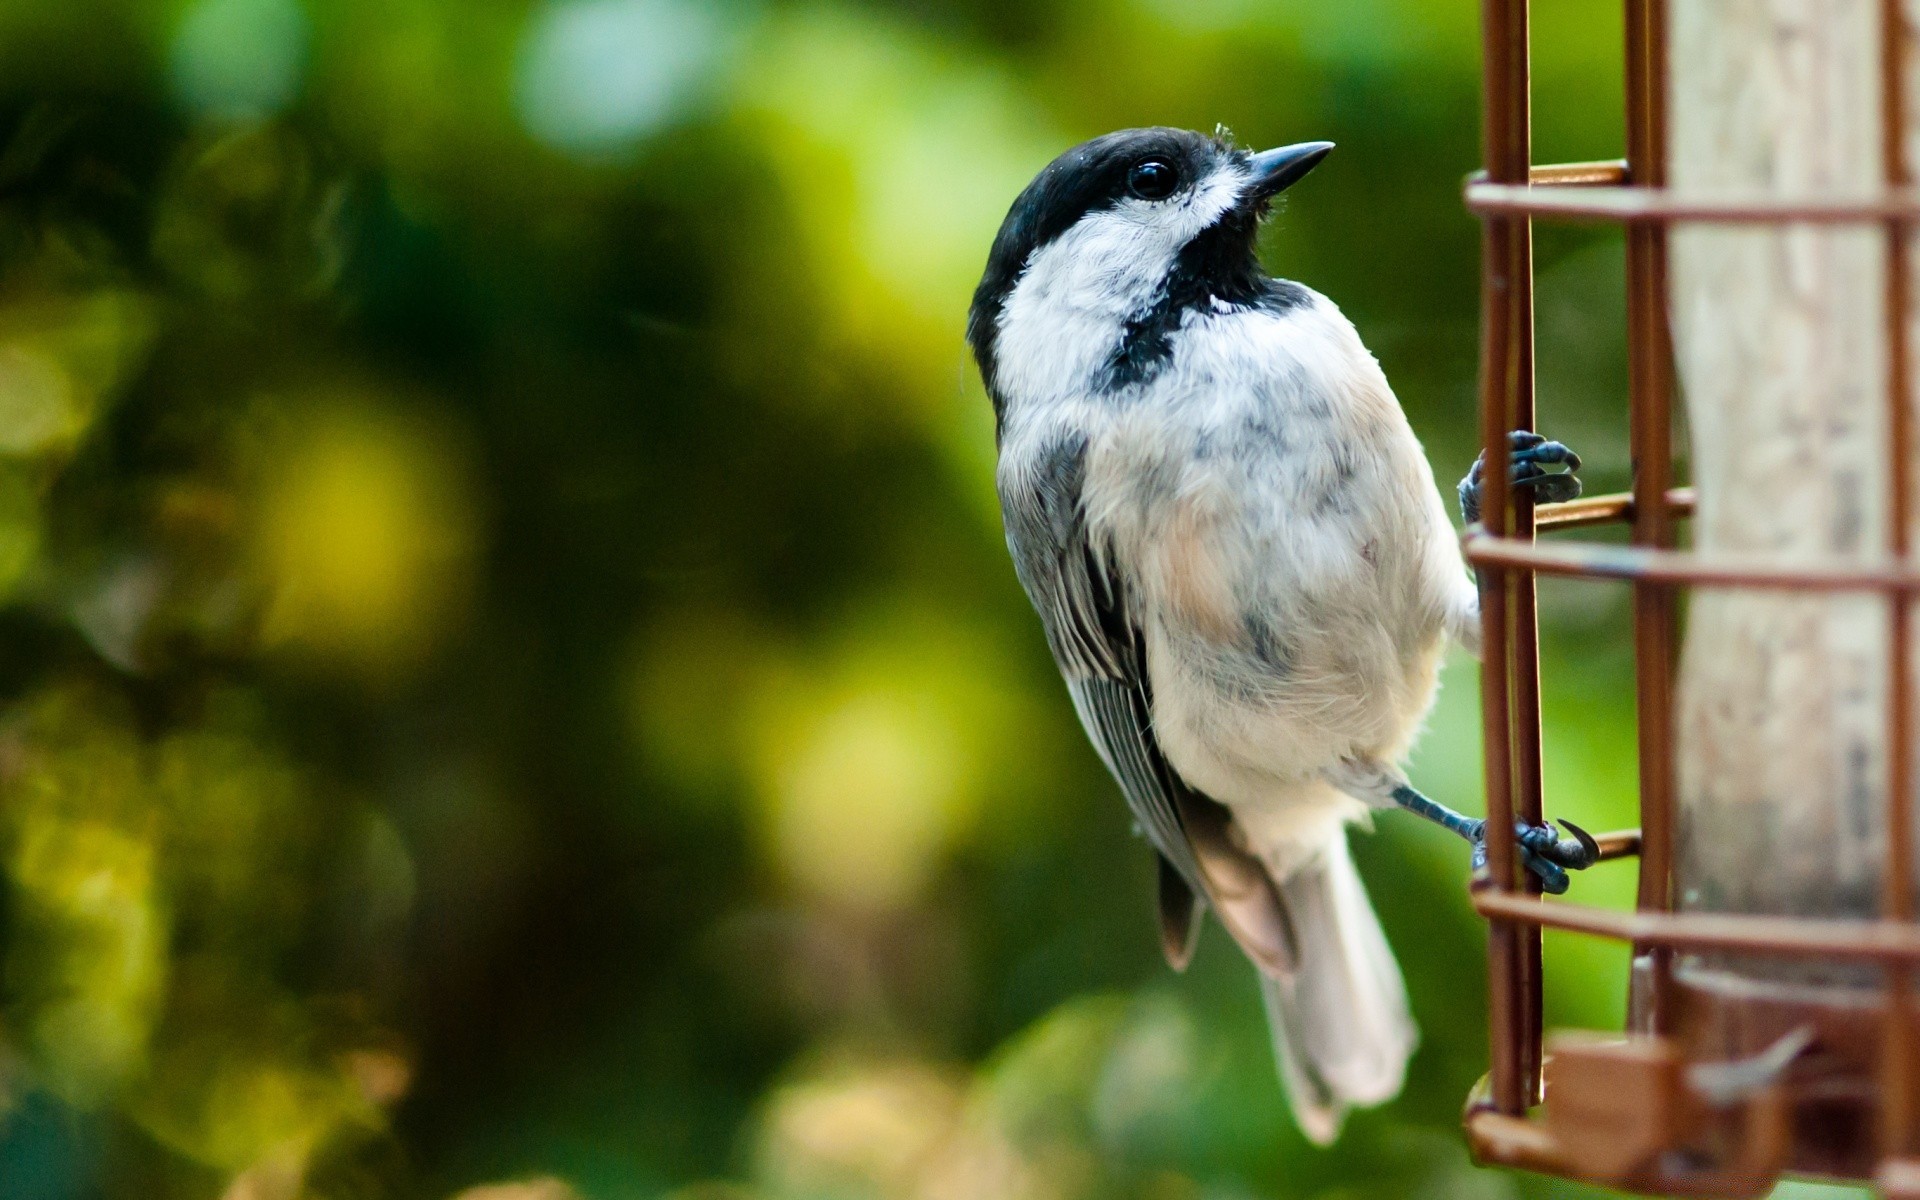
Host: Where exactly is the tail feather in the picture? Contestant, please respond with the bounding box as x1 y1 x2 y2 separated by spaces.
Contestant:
1156 854 1204 971
1256 833 1416 1144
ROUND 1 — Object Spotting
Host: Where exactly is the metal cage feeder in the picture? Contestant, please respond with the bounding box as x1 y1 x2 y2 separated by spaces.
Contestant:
1462 1 1920 1195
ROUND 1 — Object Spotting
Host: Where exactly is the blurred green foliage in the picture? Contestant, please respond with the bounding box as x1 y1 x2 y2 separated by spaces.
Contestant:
0 1 1861 1198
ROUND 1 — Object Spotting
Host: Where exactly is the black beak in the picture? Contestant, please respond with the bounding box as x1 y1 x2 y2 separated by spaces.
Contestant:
1246 141 1335 199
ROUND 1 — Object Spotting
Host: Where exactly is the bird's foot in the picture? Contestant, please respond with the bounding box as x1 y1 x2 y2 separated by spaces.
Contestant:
1385 781 1597 894
1458 431 1583 526
1469 818 1600 895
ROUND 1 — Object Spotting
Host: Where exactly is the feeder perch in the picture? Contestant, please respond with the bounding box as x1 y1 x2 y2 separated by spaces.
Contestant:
1463 1 1920 1194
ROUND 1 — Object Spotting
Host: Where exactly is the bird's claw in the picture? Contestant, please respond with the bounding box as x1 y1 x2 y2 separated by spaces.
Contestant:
1518 816 1600 869
1471 818 1598 896
1458 430 1583 525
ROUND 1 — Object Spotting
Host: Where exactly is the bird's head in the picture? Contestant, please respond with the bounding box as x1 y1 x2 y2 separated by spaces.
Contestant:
967 127 1333 406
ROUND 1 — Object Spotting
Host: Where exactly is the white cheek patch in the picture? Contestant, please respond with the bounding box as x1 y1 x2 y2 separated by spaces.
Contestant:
1177 163 1251 240
1014 211 1175 318
992 214 1173 409
1010 163 1251 321
992 162 1253 408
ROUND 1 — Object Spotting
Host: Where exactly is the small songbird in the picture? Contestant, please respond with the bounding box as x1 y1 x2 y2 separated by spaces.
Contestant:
966 127 1595 1142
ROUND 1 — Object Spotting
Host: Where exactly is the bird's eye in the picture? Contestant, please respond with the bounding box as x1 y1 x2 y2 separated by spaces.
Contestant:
1127 159 1178 200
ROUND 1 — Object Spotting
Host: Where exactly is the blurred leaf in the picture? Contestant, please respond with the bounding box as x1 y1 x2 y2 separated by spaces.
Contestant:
0 288 153 458
169 0 310 121
250 394 479 681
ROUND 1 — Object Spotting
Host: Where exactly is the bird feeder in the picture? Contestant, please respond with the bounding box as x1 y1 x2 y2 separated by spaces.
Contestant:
1463 1 1920 1195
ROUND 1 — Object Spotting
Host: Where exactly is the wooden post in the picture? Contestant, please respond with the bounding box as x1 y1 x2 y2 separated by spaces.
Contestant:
1667 0 1920 1174
1670 0 1890 963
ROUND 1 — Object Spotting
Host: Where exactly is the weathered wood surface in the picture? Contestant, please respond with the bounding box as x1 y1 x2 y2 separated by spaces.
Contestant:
1669 0 1904 968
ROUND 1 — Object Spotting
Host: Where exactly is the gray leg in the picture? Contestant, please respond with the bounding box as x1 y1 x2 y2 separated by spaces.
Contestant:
1387 782 1596 895
1389 783 1484 842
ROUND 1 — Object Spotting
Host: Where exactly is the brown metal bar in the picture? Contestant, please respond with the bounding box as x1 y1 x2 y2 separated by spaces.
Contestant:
1649 0 1679 1041
1533 487 1694 532
1463 534 1920 591
1499 0 1549 1110
1474 892 1920 965
1590 827 1642 861
1465 181 1920 224
1476 0 1537 1117
1880 0 1917 1162
1625 0 1678 1040
1508 397 1552 1077
1524 160 1631 186
1529 161 1627 186
1648 0 1668 210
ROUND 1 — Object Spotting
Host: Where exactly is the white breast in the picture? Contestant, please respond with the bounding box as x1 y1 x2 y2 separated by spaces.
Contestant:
1002 293 1469 814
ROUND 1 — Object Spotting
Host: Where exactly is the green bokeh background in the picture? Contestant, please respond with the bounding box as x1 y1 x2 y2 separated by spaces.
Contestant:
0 1 1859 1198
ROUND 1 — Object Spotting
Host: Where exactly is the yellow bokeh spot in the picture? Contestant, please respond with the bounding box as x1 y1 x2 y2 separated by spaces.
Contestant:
724 606 1051 911
734 10 1061 405
0 464 41 599
760 684 969 910
196 1063 348 1172
0 342 74 453
253 398 477 678
0 289 154 459
8 814 167 1106
753 1052 1094 1200
755 1058 969 1198
449 1179 583 1200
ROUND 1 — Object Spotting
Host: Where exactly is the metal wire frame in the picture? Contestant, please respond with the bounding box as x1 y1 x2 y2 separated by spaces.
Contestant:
1467 0 1920 1171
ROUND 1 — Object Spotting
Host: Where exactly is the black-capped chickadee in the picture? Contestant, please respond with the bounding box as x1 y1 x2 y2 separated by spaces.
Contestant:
967 128 1593 1143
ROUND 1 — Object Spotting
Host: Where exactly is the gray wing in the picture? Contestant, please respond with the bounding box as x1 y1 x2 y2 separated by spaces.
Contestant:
1001 433 1293 974
1000 434 1198 879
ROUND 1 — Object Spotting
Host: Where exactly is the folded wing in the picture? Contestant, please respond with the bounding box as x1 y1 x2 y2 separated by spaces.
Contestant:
999 433 1293 974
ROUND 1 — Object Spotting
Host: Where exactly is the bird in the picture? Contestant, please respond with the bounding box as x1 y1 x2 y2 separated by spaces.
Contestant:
966 127 1594 1143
